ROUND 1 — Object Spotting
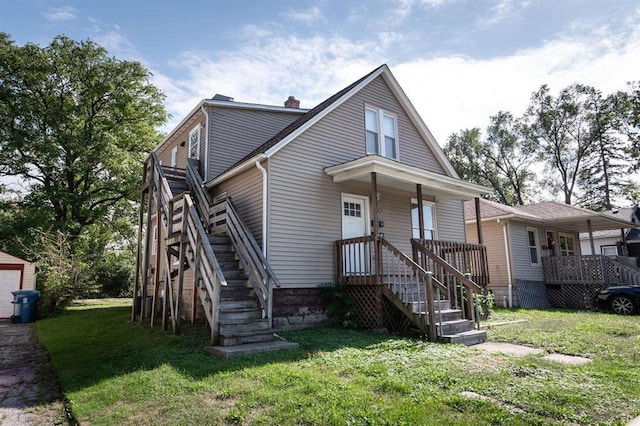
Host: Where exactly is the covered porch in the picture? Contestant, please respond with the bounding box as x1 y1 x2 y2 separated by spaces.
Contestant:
325 155 491 342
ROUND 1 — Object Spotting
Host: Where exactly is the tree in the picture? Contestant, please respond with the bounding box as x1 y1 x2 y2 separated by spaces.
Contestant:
0 34 167 240
444 112 538 206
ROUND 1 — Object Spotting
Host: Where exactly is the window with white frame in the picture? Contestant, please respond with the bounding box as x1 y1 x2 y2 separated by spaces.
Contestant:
601 245 618 256
170 146 178 167
559 234 575 256
365 107 398 160
527 228 540 265
151 225 158 256
411 200 436 239
189 125 200 160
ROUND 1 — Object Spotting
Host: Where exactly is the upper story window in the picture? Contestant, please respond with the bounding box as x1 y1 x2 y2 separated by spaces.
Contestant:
365 107 398 160
527 228 540 265
189 125 200 160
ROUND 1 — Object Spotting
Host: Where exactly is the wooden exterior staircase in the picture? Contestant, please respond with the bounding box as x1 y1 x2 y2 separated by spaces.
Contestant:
133 155 297 357
336 236 487 345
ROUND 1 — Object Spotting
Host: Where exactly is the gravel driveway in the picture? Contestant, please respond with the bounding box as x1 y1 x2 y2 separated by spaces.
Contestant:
0 320 71 425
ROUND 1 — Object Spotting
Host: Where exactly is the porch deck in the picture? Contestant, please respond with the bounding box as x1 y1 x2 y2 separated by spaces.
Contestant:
542 255 640 286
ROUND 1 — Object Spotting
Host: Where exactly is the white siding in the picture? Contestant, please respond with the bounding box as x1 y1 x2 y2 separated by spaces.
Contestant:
267 75 462 288
510 222 545 281
207 108 301 180
435 199 466 242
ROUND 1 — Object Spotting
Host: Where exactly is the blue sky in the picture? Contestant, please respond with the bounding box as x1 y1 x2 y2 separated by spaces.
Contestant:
1 0 639 144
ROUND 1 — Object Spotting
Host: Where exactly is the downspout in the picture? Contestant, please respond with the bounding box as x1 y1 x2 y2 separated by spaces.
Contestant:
498 218 513 307
255 161 268 257
201 105 210 180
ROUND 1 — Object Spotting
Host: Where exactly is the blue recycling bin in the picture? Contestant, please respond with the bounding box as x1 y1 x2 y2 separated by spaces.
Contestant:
11 290 40 323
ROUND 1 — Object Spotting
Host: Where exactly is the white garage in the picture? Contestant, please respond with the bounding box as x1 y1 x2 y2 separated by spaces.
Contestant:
0 251 36 319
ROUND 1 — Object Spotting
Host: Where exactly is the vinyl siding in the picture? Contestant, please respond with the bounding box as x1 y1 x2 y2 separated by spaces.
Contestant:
213 166 264 246
155 111 205 169
466 221 510 288
435 199 466 242
207 107 302 180
510 222 545 281
267 75 460 288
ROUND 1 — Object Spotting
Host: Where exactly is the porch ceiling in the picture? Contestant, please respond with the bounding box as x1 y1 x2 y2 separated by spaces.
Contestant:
324 155 491 200
543 215 636 233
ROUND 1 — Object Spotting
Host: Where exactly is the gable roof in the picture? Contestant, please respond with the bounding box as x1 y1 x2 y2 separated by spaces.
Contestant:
207 64 458 188
464 199 637 233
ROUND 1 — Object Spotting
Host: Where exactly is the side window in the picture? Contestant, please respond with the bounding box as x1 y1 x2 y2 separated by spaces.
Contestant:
170 146 178 168
411 200 436 239
365 106 398 160
527 228 540 265
189 125 200 160
559 234 575 256
151 225 158 256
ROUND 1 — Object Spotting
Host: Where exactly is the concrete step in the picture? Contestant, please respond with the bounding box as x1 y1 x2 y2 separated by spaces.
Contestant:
437 319 475 335
221 270 245 280
219 318 271 334
411 308 462 322
215 252 237 262
441 330 487 346
218 260 241 270
219 329 275 346
220 299 260 310
219 307 262 322
205 339 299 358
405 299 451 311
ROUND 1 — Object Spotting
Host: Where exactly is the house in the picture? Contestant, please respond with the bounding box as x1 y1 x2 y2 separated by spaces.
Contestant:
0 250 36 319
579 206 640 257
133 65 492 355
464 199 638 309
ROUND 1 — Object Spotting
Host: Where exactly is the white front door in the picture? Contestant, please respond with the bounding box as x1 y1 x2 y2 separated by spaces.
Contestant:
0 269 22 318
341 194 370 275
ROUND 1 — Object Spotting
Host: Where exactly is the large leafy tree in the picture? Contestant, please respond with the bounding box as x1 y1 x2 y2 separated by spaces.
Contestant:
444 112 537 206
0 34 167 241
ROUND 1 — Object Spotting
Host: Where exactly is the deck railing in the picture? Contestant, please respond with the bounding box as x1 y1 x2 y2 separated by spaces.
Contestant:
543 255 640 286
412 240 483 327
336 235 448 341
413 239 489 288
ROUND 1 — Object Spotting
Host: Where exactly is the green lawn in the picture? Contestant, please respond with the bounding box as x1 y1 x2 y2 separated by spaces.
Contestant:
37 301 640 425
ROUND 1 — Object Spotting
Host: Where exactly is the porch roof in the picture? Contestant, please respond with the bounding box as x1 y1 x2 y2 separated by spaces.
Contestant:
324 155 491 200
465 199 637 232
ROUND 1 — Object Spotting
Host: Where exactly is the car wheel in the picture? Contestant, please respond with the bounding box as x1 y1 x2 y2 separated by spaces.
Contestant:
610 296 636 315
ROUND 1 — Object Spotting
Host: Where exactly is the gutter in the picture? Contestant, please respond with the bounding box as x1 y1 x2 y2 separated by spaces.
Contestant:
201 105 210 179
255 161 268 257
205 154 266 189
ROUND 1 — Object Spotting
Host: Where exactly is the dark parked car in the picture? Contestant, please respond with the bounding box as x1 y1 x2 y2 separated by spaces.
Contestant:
595 285 640 315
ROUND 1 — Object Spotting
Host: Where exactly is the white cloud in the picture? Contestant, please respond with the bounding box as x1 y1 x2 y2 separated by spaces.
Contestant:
477 0 532 28
395 22 640 144
285 5 323 24
43 6 77 22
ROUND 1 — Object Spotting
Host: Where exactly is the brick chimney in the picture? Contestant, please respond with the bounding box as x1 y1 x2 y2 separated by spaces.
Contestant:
284 96 300 109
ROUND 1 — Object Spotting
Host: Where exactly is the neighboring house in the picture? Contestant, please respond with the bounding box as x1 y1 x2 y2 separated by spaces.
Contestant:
464 199 638 309
579 206 640 257
134 64 492 354
0 250 36 319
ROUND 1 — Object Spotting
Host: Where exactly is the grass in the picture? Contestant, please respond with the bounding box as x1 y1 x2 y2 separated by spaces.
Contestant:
36 301 640 425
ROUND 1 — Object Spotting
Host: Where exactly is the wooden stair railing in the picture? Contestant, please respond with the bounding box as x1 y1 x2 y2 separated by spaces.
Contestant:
183 159 280 326
144 153 227 343
603 256 640 285
335 235 447 341
411 239 483 330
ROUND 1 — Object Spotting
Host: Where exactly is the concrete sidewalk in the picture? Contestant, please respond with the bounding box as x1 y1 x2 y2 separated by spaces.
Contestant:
0 320 68 425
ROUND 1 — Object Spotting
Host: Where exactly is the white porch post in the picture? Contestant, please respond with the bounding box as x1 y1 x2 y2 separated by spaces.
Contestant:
587 219 596 256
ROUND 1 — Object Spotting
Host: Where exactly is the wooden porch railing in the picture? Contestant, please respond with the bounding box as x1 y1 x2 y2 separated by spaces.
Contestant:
412 240 483 328
543 255 640 286
335 235 447 341
413 239 489 288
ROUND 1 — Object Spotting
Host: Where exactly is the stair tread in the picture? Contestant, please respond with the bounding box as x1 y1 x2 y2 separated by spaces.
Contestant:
441 329 486 337
205 340 299 358
219 329 274 338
